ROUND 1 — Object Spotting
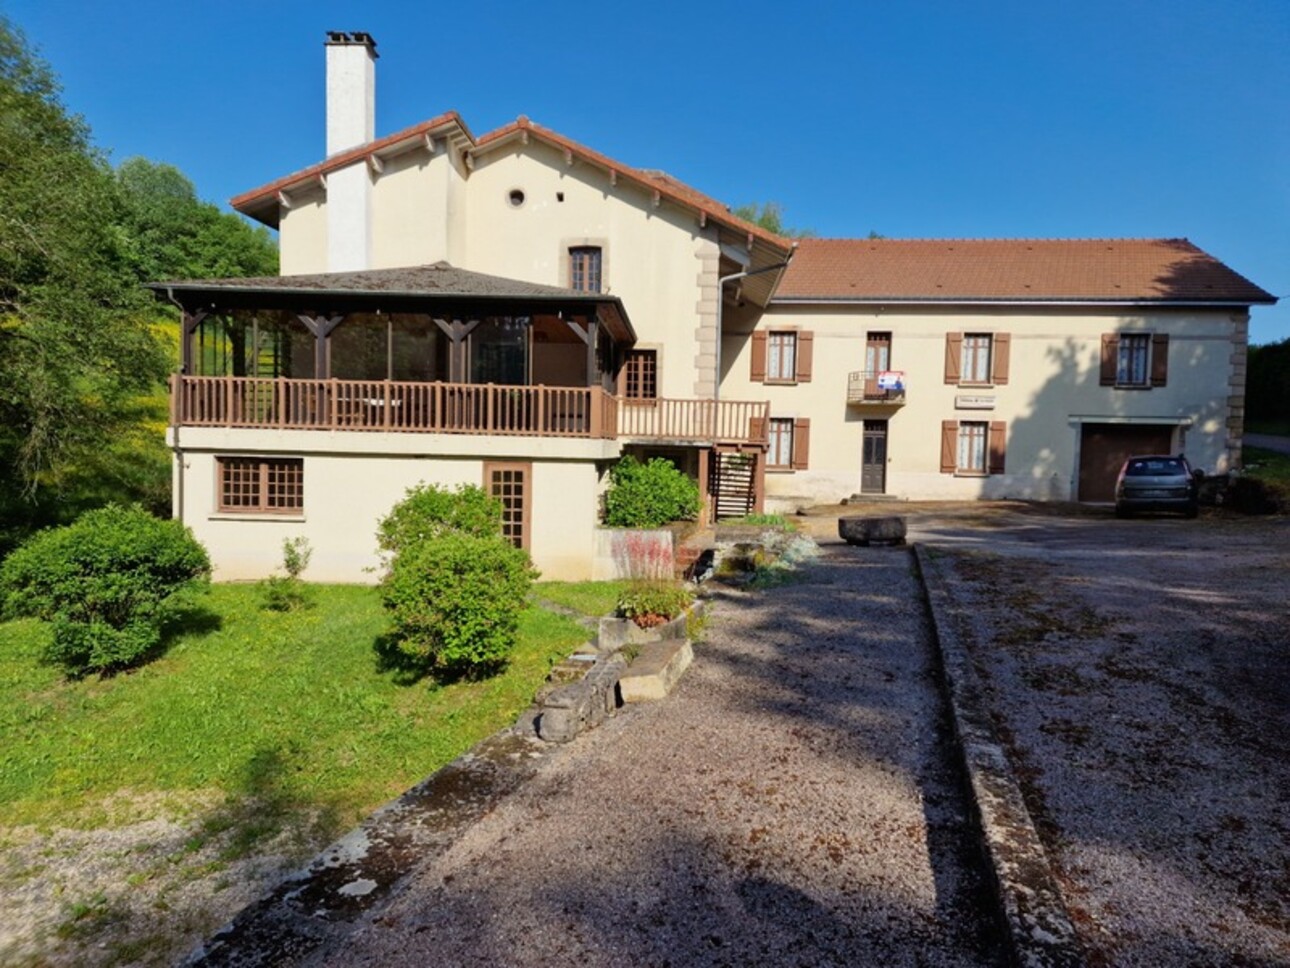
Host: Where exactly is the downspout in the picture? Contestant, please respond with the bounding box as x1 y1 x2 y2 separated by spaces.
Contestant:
713 243 797 403
165 287 186 524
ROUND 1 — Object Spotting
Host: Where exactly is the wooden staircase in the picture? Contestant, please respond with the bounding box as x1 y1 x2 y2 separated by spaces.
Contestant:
710 448 760 521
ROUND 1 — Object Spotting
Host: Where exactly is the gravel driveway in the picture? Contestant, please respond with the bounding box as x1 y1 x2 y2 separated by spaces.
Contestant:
912 507 1290 966
315 542 1004 967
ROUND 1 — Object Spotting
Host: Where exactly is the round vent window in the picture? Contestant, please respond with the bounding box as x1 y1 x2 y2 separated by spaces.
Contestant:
508 188 525 207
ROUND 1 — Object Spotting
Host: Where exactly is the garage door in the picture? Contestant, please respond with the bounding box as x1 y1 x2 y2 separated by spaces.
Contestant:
1078 424 1175 502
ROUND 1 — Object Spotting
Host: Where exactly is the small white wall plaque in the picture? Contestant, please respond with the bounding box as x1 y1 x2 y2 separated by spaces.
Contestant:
955 394 996 410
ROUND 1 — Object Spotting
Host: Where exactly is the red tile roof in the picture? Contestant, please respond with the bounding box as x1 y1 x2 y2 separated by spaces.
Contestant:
776 238 1275 305
231 112 792 251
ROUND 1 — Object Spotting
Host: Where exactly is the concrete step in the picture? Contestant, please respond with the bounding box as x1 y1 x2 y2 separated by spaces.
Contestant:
618 638 694 703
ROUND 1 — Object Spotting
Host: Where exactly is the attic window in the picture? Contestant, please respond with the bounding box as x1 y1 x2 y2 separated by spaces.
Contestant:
508 189 525 208
556 192 565 202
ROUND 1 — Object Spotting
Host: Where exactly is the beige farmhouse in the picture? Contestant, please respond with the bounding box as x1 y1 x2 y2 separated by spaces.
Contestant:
156 32 1275 582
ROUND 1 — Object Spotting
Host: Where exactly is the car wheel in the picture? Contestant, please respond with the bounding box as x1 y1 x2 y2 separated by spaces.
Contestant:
1115 505 1130 519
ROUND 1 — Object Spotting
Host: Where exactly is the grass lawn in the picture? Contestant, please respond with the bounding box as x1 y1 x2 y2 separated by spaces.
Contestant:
532 580 629 617
1243 445 1290 483
0 583 589 841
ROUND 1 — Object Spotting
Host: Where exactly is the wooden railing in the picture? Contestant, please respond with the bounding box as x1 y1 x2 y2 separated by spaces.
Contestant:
170 376 768 446
617 397 770 445
172 375 618 438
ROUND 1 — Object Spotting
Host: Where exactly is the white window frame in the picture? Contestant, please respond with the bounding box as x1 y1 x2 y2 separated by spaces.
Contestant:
956 422 987 475
766 331 797 383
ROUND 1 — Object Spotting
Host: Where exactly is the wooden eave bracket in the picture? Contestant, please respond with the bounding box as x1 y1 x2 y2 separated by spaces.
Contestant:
609 169 618 187
367 153 385 175
277 190 292 210
423 133 437 154
652 190 661 208
563 147 574 167
297 313 344 338
433 317 481 341
317 173 327 191
698 211 707 228
565 319 592 346
464 152 476 171
182 309 209 333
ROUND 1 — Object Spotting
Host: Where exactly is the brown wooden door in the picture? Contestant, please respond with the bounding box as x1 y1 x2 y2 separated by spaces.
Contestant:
484 461 532 550
864 333 891 397
861 420 888 494
1078 424 1174 501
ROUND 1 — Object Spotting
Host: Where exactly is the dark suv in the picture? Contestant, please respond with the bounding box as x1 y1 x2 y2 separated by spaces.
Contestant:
1114 454 1202 518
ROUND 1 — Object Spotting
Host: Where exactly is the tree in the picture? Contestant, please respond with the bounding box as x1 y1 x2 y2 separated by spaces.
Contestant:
0 17 166 546
1246 338 1290 430
732 201 817 239
116 157 278 282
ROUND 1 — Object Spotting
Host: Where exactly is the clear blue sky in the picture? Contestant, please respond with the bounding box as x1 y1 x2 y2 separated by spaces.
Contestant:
6 0 1288 343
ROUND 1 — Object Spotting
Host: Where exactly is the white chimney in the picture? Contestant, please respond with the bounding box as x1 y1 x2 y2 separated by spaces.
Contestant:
325 31 377 155
324 32 377 272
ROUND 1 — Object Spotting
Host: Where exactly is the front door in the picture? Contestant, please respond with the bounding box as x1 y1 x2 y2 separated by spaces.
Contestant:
861 420 888 494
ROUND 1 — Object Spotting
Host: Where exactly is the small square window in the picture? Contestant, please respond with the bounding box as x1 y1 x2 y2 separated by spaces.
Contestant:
218 457 303 513
623 350 657 400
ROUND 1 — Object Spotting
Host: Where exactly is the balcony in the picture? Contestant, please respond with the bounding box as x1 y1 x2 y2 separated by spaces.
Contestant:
847 369 907 406
170 376 769 447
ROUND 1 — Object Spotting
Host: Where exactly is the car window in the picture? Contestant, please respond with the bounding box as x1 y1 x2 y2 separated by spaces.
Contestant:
1124 458 1186 476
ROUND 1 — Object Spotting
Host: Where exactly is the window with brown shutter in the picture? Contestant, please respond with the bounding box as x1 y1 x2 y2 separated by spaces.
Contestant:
988 421 1007 474
992 333 1011 385
792 418 811 469
765 331 797 382
940 421 958 473
767 418 793 468
944 333 963 384
750 331 767 382
795 332 814 383
1150 333 1169 386
1100 334 1119 385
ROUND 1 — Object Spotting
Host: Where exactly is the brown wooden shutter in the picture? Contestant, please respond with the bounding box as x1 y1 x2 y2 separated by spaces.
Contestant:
1150 333 1169 386
792 418 810 469
1100 334 1118 385
795 331 814 383
992 333 1011 385
749 415 767 443
988 422 1007 475
945 333 963 384
750 331 767 383
940 421 958 473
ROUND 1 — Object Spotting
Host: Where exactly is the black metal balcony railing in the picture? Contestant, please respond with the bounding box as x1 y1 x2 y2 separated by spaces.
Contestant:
847 370 907 404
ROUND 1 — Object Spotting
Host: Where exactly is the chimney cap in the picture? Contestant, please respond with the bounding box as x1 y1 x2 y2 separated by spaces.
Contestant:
325 31 379 56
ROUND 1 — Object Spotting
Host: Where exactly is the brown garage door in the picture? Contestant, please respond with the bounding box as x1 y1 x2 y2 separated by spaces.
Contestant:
1078 424 1175 502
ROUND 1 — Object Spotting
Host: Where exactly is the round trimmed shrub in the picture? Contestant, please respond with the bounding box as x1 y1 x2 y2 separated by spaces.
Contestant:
0 505 211 675
603 456 701 528
381 530 536 677
376 483 502 559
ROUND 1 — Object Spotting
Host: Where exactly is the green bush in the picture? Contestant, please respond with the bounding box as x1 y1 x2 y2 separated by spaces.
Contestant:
604 456 701 528
260 537 313 612
616 579 695 629
0 505 211 674
376 483 501 559
381 531 537 676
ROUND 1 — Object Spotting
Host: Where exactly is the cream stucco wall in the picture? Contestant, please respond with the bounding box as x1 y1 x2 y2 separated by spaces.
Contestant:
172 428 615 583
277 185 328 276
721 305 1243 506
461 143 717 400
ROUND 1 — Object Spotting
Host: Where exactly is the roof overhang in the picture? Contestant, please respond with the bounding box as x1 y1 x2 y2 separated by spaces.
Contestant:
769 296 1272 309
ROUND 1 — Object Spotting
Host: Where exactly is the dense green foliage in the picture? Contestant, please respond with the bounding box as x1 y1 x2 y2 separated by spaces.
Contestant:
376 483 503 559
377 484 534 678
1247 338 1290 431
0 18 278 553
731 201 817 238
0 505 210 674
1229 447 1290 514
603 456 701 527
0 583 588 832
616 579 695 629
